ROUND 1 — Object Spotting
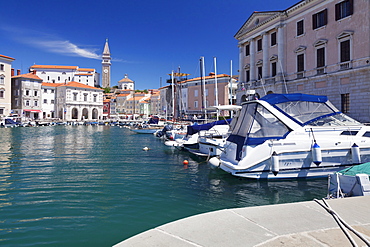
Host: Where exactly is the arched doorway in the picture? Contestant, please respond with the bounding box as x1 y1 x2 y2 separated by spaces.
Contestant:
92 108 98 119
72 108 78 119
82 108 88 120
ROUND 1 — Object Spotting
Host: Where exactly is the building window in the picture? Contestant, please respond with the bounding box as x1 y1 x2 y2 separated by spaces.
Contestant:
51 100 54 104
312 9 328 29
271 62 277 77
25 90 30 96
73 93 78 101
257 38 262 51
58 76 60 81
51 89 54 93
245 44 250 56
84 94 88 101
335 0 353 20
297 20 304 36
194 89 198 97
0 90 4 98
0 77 4 85
25 100 30 106
34 101 38 106
34 91 38 96
317 47 325 68
0 108 3 115
340 40 350 62
341 93 350 113
44 89 47 93
0 64 4 71
93 95 97 102
246 70 250 82
297 54 305 72
270 32 276 46
43 99 47 103
257 66 262 80
194 101 198 108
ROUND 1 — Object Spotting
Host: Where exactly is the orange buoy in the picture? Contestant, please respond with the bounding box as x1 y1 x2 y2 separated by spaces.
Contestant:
183 160 189 165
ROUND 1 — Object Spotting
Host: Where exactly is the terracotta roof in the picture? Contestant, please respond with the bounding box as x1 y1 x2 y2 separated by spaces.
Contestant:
116 93 130 97
78 68 95 72
42 82 61 87
75 73 93 76
57 81 103 90
30 65 78 70
118 74 134 83
127 96 146 101
12 72 42 80
0 54 15 60
103 99 110 103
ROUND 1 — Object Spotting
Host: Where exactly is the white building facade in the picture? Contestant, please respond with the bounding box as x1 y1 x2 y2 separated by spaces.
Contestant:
41 83 57 119
29 65 99 88
0 54 15 117
55 81 104 121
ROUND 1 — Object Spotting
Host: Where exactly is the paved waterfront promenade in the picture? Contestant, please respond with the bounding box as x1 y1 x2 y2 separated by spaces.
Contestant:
114 196 370 246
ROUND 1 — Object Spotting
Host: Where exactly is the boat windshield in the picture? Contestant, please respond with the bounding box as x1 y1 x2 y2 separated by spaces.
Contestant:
274 100 361 126
307 113 361 126
230 103 290 145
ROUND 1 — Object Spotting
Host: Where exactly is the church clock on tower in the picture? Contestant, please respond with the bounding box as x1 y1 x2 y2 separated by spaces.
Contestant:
102 39 111 88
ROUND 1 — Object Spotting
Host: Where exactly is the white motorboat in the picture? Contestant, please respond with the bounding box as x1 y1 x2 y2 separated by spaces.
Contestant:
209 93 370 179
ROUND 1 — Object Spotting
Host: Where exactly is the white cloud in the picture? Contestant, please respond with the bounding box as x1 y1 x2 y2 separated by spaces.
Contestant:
34 40 101 59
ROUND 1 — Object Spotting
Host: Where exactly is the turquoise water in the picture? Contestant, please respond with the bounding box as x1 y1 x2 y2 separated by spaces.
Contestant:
0 125 328 246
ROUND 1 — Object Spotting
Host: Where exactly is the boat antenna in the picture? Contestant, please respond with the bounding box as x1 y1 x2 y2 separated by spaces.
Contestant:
279 60 288 93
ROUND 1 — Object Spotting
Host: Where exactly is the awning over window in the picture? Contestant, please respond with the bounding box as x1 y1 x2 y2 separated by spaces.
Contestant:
24 109 41 112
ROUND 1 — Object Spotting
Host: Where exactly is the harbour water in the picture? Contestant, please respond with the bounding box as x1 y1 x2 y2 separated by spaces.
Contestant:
0 125 328 246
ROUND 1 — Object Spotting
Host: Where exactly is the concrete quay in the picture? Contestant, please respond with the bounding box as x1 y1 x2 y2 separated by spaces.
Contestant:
114 196 370 247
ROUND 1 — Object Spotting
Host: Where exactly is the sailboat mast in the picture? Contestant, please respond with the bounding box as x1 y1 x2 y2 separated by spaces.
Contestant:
201 56 207 121
229 60 233 105
171 70 175 120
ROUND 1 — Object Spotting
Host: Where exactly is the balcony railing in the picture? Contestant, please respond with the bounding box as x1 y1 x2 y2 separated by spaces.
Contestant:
339 61 351 70
296 72 304 79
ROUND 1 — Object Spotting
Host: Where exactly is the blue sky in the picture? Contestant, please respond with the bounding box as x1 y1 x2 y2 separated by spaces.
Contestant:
1 0 298 90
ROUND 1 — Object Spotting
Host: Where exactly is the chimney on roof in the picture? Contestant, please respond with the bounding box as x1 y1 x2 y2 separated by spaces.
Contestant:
32 70 36 75
11 69 14 76
209 72 215 76
17 69 21 75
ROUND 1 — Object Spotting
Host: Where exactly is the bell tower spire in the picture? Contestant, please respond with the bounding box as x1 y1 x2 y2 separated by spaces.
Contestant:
102 38 111 88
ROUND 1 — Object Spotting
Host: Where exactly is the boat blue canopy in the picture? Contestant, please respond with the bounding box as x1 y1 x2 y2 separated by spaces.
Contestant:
187 118 231 135
260 93 328 105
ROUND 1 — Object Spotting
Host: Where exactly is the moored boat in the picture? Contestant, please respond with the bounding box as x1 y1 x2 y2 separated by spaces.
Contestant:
209 93 370 179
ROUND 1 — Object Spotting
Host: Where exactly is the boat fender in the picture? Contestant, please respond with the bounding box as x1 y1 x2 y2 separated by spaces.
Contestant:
208 157 221 169
271 151 279 176
312 142 322 166
351 143 361 164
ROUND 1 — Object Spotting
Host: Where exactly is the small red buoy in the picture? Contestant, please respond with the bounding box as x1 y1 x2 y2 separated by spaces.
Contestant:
183 160 189 165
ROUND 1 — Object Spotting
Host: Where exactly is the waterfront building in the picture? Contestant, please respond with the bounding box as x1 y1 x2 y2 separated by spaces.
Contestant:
0 54 15 117
181 73 237 117
118 74 134 90
41 82 57 119
55 81 103 121
29 65 99 88
235 0 370 122
115 91 132 116
11 71 43 120
149 90 161 116
102 39 111 88
125 93 151 117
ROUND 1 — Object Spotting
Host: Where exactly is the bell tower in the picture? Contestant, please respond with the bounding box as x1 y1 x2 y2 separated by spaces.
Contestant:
102 39 111 88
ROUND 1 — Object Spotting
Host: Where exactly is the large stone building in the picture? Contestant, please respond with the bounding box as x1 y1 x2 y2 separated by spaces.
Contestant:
55 81 103 121
29 65 99 88
235 0 370 122
118 74 134 90
11 71 43 120
0 54 15 117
